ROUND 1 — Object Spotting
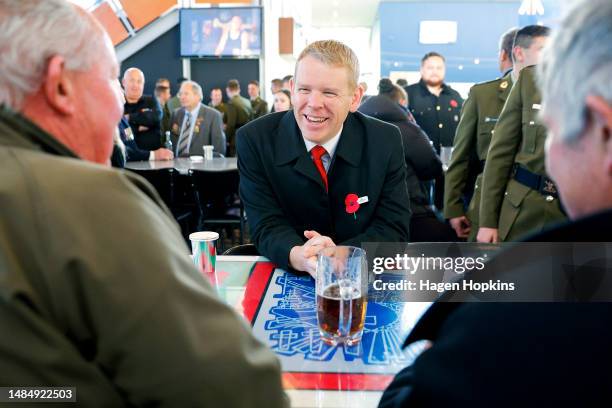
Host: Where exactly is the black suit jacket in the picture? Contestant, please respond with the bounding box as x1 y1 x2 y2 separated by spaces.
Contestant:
380 208 612 407
237 111 411 270
358 95 442 216
124 95 163 151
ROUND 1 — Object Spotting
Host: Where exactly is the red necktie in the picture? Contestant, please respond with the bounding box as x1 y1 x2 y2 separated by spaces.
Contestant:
311 145 328 192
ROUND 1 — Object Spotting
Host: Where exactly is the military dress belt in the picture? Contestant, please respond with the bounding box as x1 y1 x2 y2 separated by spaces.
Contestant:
512 164 559 199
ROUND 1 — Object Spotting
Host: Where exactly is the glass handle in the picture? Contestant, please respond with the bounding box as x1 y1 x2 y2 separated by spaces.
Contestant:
338 279 353 338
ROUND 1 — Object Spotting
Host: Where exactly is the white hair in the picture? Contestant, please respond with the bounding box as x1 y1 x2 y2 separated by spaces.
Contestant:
537 0 612 144
123 67 144 82
0 0 104 110
180 80 203 100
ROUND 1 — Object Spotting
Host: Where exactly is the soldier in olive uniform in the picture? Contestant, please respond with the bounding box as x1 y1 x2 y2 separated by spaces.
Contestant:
248 80 269 119
405 52 463 210
444 75 513 240
154 78 172 135
477 26 566 243
478 65 566 242
444 28 517 240
226 79 253 156
166 77 187 114
208 87 228 125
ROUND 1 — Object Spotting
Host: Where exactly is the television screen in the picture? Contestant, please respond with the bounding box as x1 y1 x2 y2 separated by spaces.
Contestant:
180 7 262 58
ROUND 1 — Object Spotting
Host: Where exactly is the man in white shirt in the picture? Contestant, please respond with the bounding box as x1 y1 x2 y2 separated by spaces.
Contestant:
236 40 411 275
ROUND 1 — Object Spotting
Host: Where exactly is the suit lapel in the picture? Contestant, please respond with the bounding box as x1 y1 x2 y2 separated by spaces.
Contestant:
170 109 185 149
273 111 325 190
189 104 207 154
332 113 363 171
272 112 364 192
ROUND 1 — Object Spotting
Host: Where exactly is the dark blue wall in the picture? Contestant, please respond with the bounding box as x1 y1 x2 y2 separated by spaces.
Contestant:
121 25 183 96
191 59 259 104
120 24 259 104
378 1 560 83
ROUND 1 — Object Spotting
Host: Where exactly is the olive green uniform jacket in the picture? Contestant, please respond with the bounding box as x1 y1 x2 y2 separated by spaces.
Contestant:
160 101 172 135
0 107 287 407
209 101 229 125
479 66 566 241
167 95 181 113
226 95 253 156
250 96 269 119
444 72 512 240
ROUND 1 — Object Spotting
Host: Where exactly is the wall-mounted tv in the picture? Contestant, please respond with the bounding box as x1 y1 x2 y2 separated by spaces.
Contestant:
180 7 262 58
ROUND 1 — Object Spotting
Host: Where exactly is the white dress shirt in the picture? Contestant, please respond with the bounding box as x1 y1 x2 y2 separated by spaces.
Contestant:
303 126 342 173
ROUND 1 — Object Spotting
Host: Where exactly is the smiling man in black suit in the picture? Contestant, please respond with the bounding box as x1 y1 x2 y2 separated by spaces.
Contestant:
237 40 411 275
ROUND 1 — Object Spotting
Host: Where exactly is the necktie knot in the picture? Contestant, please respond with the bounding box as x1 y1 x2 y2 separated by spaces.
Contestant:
311 145 327 160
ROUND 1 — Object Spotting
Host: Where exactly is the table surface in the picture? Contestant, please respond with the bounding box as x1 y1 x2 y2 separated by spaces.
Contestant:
212 255 431 408
125 157 237 175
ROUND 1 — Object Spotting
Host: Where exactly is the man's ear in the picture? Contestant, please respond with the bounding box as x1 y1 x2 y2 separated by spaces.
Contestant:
513 46 523 64
585 95 612 174
349 83 365 112
43 55 75 115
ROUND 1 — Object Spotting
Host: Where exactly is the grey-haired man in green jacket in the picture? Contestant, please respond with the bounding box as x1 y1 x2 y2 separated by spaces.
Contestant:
0 1 286 406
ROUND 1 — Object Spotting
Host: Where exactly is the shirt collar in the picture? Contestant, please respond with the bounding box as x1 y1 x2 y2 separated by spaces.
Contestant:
419 79 449 95
188 103 201 118
303 126 343 158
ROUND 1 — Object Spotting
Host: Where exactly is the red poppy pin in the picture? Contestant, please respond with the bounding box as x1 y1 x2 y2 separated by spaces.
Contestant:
450 99 458 108
345 193 368 220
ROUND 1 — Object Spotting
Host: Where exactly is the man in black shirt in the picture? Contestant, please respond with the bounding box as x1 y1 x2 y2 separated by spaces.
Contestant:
405 52 463 210
405 52 463 152
122 68 163 151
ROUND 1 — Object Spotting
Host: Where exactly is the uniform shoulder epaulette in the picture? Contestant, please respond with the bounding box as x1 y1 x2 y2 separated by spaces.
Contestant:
472 77 503 89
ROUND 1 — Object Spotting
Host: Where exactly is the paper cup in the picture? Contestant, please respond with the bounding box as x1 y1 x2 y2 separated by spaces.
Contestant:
190 231 219 275
202 145 214 160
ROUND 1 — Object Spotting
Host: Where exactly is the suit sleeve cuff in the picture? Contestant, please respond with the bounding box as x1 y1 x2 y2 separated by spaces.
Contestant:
443 204 465 219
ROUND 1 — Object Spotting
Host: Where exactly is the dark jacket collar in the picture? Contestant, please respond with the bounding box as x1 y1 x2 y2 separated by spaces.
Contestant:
273 110 365 190
418 78 451 96
273 110 364 168
358 94 409 123
0 105 78 159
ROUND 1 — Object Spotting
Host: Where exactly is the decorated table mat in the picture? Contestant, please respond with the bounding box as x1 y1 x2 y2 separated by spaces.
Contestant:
214 258 430 391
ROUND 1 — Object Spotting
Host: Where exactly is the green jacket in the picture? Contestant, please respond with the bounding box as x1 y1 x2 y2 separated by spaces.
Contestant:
251 96 269 119
479 66 566 241
166 95 181 113
209 101 228 124
0 107 286 407
444 72 512 240
160 101 172 135
226 95 253 155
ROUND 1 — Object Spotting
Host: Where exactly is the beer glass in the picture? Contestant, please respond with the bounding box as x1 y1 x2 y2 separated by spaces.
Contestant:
316 246 368 346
